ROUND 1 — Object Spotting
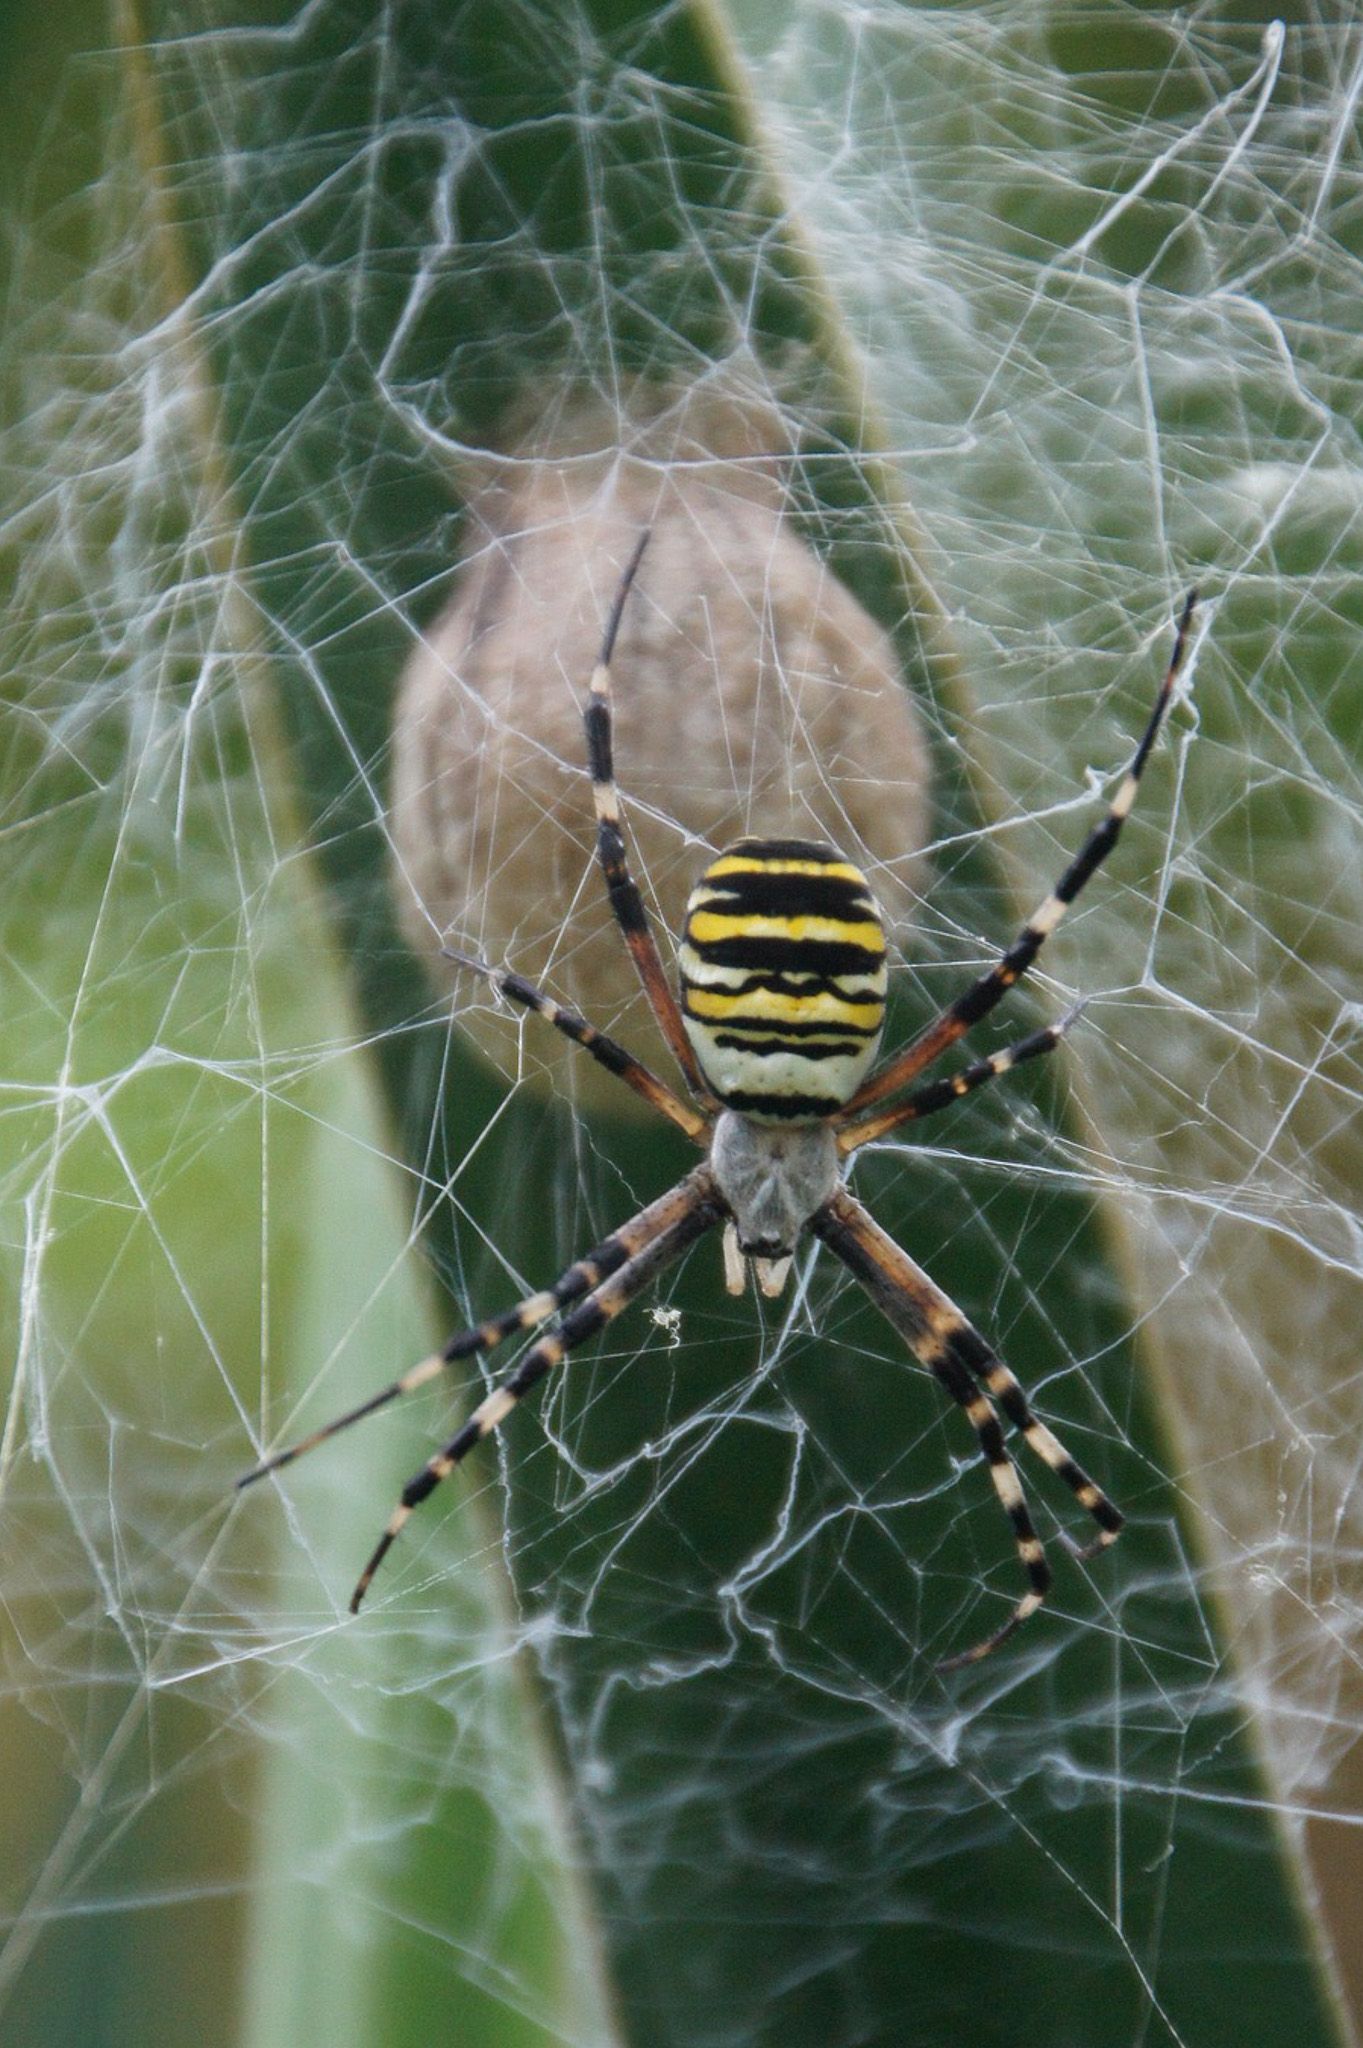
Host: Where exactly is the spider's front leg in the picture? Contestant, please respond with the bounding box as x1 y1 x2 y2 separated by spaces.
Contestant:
583 531 719 1111
836 591 1198 1147
446 949 709 1142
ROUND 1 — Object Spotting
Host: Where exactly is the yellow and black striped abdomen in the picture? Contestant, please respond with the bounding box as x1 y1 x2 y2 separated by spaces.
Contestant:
679 840 888 1121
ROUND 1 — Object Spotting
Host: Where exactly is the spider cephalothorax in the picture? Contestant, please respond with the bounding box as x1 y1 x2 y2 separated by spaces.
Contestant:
240 531 1196 1670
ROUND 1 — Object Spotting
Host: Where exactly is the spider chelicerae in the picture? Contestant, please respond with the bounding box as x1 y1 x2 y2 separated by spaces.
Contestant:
240 535 1196 1670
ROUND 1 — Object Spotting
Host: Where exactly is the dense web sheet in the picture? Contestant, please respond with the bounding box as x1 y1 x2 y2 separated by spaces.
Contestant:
2 7 1361 2046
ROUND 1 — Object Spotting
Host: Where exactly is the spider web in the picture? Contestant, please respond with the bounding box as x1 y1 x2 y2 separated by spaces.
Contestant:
2 6 1362 2046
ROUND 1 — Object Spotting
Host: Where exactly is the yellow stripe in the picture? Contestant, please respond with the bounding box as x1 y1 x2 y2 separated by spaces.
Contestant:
705 855 870 884
687 911 885 950
685 986 883 1027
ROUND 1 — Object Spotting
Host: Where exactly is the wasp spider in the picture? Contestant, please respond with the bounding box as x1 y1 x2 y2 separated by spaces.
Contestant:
240 536 1197 1670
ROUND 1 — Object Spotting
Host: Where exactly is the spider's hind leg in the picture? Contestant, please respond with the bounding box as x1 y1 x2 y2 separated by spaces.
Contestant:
968 1350 1124 1561
348 1165 724 1612
812 1186 1122 1671
237 1173 720 1490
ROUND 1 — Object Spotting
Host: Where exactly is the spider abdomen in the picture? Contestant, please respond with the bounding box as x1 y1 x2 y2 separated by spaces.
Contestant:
679 839 888 1120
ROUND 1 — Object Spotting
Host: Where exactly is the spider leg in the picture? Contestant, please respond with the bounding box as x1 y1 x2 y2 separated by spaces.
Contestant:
811 1186 1121 1670
584 532 719 1110
236 1172 717 1489
836 591 1198 1130
837 1004 1084 1152
349 1165 725 1612
446 950 710 1142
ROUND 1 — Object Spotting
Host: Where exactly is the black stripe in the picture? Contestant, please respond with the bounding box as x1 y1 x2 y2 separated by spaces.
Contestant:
950 944 1033 1025
687 1006 880 1041
403 1449 463 1508
687 934 885 976
723 837 843 863
596 820 649 932
943 1323 995 1378
683 966 881 1001
893 1074 962 1119
976 1412 1009 1465
710 1033 868 1060
718 1087 843 1118
583 698 613 784
1055 812 1120 904
696 871 877 920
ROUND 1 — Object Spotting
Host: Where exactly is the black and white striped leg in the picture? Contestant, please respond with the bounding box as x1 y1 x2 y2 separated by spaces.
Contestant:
812 1186 1121 1670
348 1168 725 1612
583 533 719 1111
965 1349 1124 1567
837 591 1198 1127
838 1005 1084 1153
236 1173 719 1492
446 950 710 1142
